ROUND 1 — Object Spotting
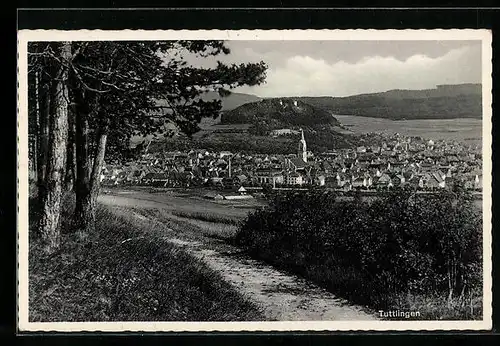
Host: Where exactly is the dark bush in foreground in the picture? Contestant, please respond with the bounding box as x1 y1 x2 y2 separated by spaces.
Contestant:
235 189 482 319
29 202 263 322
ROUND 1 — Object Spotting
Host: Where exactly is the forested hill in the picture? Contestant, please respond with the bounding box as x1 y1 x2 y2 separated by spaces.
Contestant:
220 98 341 130
298 84 482 120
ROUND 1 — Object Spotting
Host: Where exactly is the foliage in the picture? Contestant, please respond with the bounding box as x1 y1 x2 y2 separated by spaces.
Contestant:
28 40 268 240
215 98 352 152
299 84 482 120
235 188 482 319
60 41 267 162
152 130 354 154
221 98 339 127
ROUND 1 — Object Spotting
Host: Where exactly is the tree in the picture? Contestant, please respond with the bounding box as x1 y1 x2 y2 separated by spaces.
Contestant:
28 43 53 198
28 40 267 245
66 41 267 231
34 42 72 251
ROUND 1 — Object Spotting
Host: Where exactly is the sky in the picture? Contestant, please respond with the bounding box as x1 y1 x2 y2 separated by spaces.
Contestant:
181 40 482 98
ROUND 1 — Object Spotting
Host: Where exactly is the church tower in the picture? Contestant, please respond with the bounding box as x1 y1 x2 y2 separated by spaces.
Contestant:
298 129 307 162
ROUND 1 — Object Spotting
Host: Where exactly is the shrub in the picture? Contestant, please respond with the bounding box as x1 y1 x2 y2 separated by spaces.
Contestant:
235 188 482 318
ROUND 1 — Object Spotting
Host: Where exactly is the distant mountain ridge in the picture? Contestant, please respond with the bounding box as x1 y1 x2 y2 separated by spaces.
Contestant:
296 83 482 120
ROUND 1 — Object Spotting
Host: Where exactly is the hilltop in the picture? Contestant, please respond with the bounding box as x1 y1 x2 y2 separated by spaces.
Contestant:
190 98 353 153
298 84 482 120
221 98 341 133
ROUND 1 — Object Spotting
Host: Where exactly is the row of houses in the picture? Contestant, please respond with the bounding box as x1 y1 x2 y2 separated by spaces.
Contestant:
101 132 482 192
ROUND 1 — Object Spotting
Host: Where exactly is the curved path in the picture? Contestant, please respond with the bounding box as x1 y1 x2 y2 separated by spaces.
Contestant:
99 192 379 321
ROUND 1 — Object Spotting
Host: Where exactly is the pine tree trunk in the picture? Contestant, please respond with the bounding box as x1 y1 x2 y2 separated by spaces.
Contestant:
65 108 76 191
37 72 51 199
88 121 109 225
73 92 92 231
38 42 71 252
73 122 108 231
30 70 40 193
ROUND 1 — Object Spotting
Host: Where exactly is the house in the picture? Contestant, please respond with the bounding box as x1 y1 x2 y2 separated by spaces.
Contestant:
271 128 300 136
463 173 482 190
341 181 352 191
474 174 482 190
286 172 304 186
210 177 224 188
255 169 284 186
219 151 232 158
374 173 392 189
325 176 339 188
391 174 406 187
234 174 248 185
224 194 254 200
315 174 326 187
419 171 446 190
285 157 308 172
351 177 365 189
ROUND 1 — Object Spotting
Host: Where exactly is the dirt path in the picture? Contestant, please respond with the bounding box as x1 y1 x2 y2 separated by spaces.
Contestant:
99 193 379 321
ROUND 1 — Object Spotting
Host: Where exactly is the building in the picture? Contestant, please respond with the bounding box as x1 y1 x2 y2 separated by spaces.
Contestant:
298 129 307 163
271 128 300 136
286 172 304 185
255 168 284 186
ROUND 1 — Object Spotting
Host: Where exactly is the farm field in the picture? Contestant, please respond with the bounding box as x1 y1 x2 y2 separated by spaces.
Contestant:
103 187 266 224
335 115 482 145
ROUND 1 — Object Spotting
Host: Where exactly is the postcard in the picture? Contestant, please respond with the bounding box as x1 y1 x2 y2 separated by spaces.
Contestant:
17 29 492 332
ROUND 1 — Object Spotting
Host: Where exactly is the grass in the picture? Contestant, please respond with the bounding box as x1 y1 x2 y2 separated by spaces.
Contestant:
132 207 239 241
388 290 483 320
171 210 242 226
29 197 264 322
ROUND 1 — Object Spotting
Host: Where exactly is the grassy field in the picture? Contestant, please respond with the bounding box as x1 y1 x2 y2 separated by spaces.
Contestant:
172 210 241 225
29 196 264 322
132 206 240 241
336 115 482 145
108 186 266 219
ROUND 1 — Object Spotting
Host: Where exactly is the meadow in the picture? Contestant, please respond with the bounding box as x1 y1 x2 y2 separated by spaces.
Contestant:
335 115 483 145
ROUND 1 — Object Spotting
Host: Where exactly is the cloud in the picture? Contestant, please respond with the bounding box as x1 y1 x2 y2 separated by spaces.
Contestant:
234 44 481 97
170 41 482 97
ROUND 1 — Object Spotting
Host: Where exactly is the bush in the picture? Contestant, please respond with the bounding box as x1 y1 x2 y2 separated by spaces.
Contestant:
235 188 482 319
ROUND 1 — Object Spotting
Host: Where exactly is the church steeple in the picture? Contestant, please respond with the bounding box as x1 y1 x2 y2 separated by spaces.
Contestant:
298 129 307 162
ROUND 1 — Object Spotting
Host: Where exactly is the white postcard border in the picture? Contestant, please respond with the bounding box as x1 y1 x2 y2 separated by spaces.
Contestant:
17 29 493 332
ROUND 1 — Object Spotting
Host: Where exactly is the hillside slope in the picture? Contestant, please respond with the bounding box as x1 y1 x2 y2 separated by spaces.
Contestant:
221 98 341 131
210 98 352 152
299 84 482 120
200 91 262 111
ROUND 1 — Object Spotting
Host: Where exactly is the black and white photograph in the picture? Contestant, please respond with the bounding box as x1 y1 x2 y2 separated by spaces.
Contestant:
17 30 492 331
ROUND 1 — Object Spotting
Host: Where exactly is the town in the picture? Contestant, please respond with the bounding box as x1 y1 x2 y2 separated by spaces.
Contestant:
100 129 483 196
